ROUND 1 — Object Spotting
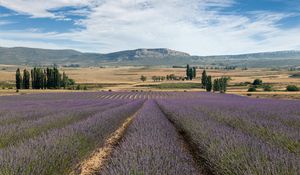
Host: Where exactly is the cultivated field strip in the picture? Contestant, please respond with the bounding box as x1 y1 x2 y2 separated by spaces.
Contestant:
0 100 144 175
0 92 299 175
100 100 199 175
0 91 205 101
0 101 130 148
156 98 300 175
0 100 116 125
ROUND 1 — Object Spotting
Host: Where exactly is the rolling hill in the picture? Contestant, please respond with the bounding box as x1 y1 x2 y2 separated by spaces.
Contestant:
0 47 300 67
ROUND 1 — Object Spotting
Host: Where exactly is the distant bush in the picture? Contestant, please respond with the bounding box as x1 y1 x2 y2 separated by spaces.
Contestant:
252 79 263 86
263 85 272 92
290 73 300 78
248 87 256 92
286 85 300 91
140 75 147 82
233 82 251 86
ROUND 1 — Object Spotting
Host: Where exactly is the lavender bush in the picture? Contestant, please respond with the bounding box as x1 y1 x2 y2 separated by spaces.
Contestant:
157 95 300 174
101 100 199 175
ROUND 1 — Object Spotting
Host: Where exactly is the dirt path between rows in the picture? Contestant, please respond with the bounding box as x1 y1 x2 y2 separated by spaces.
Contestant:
155 102 214 175
69 104 144 175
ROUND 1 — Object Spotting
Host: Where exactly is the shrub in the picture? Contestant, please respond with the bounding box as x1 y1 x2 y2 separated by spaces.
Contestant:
286 85 300 91
248 87 256 92
252 79 263 86
263 85 272 91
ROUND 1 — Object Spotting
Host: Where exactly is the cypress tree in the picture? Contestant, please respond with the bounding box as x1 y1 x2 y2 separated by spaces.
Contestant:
201 70 207 88
43 69 47 89
192 67 196 78
23 69 30 89
46 68 51 88
206 76 212 92
31 68 36 89
16 68 22 90
186 64 190 79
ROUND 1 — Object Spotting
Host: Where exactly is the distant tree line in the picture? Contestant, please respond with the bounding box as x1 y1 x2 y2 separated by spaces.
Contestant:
152 76 165 82
16 67 75 90
150 74 186 82
173 65 239 70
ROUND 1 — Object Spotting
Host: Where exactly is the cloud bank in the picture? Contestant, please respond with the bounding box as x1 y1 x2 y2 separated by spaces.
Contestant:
0 0 300 55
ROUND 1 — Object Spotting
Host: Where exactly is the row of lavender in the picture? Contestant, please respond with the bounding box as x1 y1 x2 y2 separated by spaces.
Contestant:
0 91 209 101
157 95 300 174
1 91 299 174
101 100 199 175
0 93 144 174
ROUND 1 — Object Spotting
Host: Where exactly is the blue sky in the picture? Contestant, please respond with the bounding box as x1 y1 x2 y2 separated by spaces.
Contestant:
0 0 300 55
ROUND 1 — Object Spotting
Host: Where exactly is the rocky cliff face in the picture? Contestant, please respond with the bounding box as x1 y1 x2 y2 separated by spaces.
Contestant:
133 48 190 57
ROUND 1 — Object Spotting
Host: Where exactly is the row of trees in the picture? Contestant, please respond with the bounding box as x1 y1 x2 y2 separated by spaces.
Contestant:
213 77 229 92
151 74 186 82
186 65 196 80
16 67 75 90
200 70 229 93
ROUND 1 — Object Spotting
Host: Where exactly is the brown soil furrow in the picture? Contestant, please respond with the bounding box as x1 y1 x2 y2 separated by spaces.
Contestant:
155 101 215 175
69 110 139 175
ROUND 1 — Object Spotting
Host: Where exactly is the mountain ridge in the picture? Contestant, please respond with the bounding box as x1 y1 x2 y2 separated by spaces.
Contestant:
0 47 300 67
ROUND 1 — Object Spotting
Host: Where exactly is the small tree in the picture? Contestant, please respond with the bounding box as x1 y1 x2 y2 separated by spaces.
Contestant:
286 85 299 91
206 76 212 92
248 87 256 92
253 79 263 86
263 85 272 92
219 77 228 93
140 75 147 82
213 79 220 92
213 77 229 93
201 70 207 88
152 76 157 82
16 68 22 90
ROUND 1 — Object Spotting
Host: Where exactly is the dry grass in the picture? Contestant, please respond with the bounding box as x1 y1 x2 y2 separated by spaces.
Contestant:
1 64 299 99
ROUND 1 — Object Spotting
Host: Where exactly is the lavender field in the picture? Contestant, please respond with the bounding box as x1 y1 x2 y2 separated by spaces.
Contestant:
0 92 299 175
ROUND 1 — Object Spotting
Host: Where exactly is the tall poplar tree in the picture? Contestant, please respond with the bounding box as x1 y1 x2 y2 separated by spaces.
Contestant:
16 68 22 90
23 69 30 89
192 67 196 78
186 64 190 79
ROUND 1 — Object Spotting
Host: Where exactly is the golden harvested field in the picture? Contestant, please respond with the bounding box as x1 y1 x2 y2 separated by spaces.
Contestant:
0 64 299 99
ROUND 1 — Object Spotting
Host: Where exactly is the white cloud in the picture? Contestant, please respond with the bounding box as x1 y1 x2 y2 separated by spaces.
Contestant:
0 0 300 55
0 0 93 18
